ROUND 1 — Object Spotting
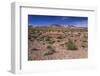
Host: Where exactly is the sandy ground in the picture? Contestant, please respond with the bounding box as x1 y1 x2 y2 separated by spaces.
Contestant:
28 40 88 60
29 49 87 60
28 27 88 60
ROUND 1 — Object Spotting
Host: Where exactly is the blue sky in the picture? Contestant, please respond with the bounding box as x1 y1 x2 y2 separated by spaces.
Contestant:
28 15 88 27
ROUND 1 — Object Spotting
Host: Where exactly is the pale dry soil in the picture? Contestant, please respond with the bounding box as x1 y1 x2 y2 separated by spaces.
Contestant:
28 39 88 60
28 27 88 60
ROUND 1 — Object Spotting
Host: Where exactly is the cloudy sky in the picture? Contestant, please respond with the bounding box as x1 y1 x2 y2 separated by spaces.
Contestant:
28 15 88 27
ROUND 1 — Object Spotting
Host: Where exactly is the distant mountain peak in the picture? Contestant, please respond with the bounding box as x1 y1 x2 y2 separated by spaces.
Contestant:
67 25 76 27
49 24 63 27
49 24 76 28
28 24 77 28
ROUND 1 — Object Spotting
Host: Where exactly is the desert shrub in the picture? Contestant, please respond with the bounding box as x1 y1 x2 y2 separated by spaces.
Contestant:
74 40 77 42
78 33 81 35
47 46 55 51
39 36 45 41
82 40 87 42
43 42 45 45
29 32 38 39
81 43 87 48
82 39 87 42
31 48 40 51
84 34 88 38
62 31 65 33
57 36 63 39
67 39 78 50
60 44 64 47
32 35 37 39
28 36 32 41
82 45 86 48
28 35 35 41
64 42 68 45
44 46 56 56
38 32 42 36
57 40 60 42
45 36 51 41
30 30 38 34
45 36 55 44
28 30 42 40
44 51 53 56
48 41 55 44
70 35 73 37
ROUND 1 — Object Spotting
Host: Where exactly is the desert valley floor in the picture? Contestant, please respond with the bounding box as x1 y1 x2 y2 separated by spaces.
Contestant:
28 24 88 60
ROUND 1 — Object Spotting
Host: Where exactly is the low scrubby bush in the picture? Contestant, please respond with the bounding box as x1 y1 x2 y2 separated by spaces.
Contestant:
67 39 78 50
44 46 56 56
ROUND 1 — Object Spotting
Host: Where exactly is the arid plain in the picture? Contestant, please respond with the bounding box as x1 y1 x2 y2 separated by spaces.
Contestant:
28 24 88 60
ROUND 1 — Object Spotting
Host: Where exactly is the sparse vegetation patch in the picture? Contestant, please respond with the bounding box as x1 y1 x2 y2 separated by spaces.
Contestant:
67 39 78 50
